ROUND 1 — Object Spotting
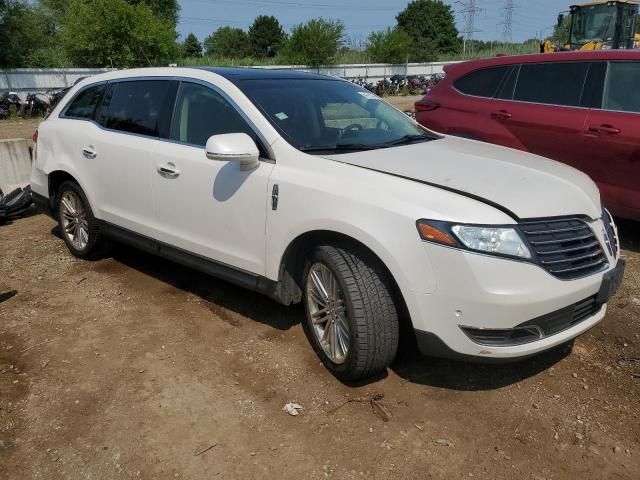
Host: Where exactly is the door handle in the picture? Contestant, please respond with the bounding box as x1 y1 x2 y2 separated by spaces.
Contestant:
588 124 621 135
82 146 97 159
157 164 180 177
491 110 512 120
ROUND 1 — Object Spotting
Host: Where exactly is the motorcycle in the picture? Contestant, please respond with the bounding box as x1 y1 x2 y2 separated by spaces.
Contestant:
0 92 23 117
21 93 48 118
46 87 71 116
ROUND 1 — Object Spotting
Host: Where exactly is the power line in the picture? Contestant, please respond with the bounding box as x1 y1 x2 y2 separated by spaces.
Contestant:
500 0 515 44
456 0 484 55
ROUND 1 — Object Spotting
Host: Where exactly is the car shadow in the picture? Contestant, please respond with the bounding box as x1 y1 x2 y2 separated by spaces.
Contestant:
110 243 302 332
616 217 640 254
389 341 573 391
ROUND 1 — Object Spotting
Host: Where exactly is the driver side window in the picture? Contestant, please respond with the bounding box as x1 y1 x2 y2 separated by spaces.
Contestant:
170 82 266 156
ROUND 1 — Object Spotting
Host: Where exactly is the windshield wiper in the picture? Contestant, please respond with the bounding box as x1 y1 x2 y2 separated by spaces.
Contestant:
299 135 434 154
299 144 375 153
377 134 433 147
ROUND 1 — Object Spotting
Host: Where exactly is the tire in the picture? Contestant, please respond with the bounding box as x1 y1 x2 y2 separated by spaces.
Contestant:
56 180 106 259
302 245 399 381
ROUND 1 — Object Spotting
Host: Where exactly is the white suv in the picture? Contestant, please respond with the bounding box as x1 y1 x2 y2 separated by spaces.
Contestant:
30 67 625 380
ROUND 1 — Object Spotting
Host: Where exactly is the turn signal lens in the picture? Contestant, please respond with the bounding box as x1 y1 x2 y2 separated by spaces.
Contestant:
416 221 457 246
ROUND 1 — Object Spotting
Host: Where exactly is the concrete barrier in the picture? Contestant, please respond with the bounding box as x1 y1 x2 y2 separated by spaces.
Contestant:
0 138 32 194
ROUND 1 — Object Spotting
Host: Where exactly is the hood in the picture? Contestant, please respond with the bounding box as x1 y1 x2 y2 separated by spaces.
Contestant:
324 136 601 220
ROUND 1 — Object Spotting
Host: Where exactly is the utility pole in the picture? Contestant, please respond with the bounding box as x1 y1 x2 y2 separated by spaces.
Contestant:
500 0 515 54
456 1 484 57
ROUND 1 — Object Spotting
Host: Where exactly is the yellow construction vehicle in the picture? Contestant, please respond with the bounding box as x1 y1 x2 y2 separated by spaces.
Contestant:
542 1 640 52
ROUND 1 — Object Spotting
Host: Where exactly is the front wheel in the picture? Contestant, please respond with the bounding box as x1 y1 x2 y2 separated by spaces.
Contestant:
302 245 399 380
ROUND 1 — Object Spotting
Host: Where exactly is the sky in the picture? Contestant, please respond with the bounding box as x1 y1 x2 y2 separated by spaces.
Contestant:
176 0 565 45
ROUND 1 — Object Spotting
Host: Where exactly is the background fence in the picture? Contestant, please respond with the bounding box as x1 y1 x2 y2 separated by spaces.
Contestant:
0 69 111 96
0 62 458 98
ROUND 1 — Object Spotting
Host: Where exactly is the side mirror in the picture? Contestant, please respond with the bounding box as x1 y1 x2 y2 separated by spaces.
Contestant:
557 13 565 28
205 133 260 171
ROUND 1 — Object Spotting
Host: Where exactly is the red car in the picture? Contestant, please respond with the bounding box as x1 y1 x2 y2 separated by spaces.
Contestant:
415 51 640 220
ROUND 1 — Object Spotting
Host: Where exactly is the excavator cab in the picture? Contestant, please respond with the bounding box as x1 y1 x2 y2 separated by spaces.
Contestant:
569 1 639 50
543 1 639 52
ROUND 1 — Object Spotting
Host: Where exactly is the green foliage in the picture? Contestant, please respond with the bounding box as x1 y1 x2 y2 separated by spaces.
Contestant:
204 26 250 58
61 0 178 67
282 18 344 67
366 27 412 64
0 0 68 68
133 0 179 26
248 15 285 58
0 0 31 67
396 0 462 61
182 32 202 58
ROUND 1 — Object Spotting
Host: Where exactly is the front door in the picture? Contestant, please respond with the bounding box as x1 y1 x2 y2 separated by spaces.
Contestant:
150 81 274 275
583 61 640 219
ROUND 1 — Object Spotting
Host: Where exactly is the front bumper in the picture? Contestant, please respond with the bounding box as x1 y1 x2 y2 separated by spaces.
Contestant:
405 239 621 361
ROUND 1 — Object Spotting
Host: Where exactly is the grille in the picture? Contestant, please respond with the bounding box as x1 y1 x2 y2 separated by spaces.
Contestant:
518 295 602 337
460 325 541 346
461 295 603 347
519 218 608 280
602 209 619 258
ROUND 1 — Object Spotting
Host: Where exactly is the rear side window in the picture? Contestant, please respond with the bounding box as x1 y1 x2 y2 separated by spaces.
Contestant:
101 80 175 137
603 62 640 113
453 66 511 98
580 62 607 109
514 62 589 107
63 84 105 120
496 66 518 100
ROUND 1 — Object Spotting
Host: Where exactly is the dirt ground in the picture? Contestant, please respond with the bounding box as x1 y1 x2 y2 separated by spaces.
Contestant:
1 109 639 480
0 118 38 147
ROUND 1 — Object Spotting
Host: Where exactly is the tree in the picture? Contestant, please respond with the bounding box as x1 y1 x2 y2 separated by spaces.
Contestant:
248 15 285 58
282 18 344 67
183 32 202 58
396 0 462 61
134 0 179 26
61 0 178 67
0 0 31 67
0 0 66 68
204 26 249 58
366 27 412 64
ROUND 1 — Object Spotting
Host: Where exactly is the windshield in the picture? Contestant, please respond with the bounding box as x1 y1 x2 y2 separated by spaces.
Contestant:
238 78 437 153
570 4 618 44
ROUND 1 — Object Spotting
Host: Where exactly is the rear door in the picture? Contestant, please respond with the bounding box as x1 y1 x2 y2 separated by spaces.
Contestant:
426 65 514 144
491 61 591 167
583 61 640 219
91 79 177 236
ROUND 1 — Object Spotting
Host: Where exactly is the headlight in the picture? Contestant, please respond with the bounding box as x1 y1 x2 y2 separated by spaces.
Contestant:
416 220 531 259
451 225 531 259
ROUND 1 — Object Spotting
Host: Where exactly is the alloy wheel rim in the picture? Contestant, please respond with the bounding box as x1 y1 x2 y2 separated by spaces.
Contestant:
60 191 89 250
306 263 350 364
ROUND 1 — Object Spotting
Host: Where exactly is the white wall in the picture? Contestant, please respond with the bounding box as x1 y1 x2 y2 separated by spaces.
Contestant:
1 62 459 98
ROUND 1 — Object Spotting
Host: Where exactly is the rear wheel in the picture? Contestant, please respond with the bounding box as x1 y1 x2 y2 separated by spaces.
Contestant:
57 180 106 259
302 245 399 380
